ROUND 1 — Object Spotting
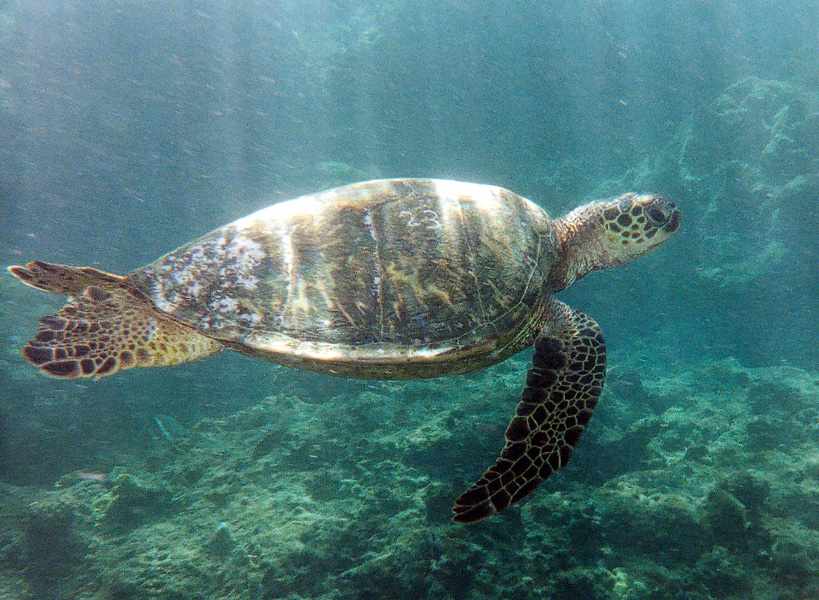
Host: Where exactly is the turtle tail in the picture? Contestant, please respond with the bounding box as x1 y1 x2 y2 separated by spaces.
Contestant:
7 261 222 379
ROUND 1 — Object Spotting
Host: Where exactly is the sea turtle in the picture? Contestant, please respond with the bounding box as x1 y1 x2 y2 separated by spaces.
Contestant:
8 179 680 522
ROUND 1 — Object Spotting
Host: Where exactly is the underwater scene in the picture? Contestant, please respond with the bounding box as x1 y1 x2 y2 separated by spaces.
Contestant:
0 1 817 598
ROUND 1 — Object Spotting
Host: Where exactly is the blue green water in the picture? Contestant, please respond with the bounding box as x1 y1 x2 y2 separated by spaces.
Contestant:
0 1 816 598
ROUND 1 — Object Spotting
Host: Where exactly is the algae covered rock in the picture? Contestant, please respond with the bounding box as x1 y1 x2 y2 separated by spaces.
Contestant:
206 521 236 558
694 545 750 598
769 532 819 593
748 380 804 415
94 472 174 530
549 566 616 600
681 77 819 188
598 480 706 562
700 489 750 550
336 528 440 598
1 344 815 599
23 497 85 576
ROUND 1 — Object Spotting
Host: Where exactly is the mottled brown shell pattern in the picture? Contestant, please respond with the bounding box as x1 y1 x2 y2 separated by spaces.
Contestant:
129 179 556 376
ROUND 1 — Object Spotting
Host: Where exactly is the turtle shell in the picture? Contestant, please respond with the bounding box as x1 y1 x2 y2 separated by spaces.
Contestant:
129 179 557 378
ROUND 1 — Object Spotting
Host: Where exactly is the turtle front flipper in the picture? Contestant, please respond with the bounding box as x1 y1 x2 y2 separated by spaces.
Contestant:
8 261 222 379
452 300 606 523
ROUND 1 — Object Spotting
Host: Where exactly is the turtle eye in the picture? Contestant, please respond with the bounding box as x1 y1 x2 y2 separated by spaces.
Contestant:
647 205 668 225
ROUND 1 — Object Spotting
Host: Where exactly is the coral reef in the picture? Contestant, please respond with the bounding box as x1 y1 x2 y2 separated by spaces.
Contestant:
0 356 815 599
0 3 816 596
93 473 174 531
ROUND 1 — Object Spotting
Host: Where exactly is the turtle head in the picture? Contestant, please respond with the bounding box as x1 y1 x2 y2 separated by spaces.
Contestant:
598 193 681 261
551 193 680 290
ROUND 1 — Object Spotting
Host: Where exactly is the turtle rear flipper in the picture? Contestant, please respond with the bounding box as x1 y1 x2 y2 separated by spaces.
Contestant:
8 260 126 294
452 300 606 523
8 261 222 379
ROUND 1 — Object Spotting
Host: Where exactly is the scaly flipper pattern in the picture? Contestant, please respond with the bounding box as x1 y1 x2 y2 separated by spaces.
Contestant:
8 260 126 294
8 261 222 379
452 300 606 523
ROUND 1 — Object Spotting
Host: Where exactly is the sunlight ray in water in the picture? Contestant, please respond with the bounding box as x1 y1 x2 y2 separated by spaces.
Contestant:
0 1 816 598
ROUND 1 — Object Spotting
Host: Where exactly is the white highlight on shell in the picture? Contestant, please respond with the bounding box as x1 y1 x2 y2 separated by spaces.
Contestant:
280 227 294 310
239 312 261 328
433 179 503 216
152 290 174 313
187 280 202 299
235 273 259 290
212 296 238 314
157 242 214 308
225 235 265 290
226 236 265 263
363 210 383 302
229 194 326 231
248 334 453 362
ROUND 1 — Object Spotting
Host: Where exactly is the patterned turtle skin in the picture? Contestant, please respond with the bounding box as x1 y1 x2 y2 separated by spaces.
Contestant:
9 178 681 523
129 179 558 379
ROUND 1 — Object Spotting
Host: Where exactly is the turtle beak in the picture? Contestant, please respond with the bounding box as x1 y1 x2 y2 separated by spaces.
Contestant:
664 208 681 233
646 196 681 233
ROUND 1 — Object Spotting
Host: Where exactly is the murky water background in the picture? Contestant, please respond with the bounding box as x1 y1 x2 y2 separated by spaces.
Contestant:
0 2 816 598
